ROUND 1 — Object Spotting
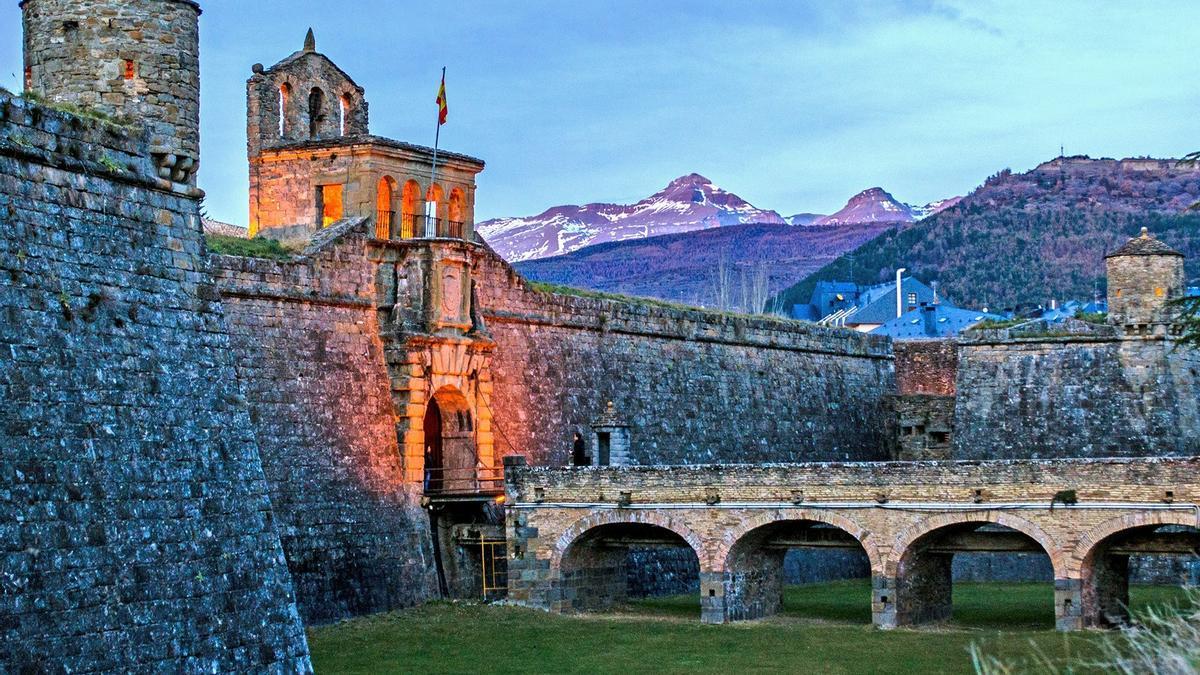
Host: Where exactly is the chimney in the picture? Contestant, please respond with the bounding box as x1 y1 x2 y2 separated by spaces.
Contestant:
922 303 937 337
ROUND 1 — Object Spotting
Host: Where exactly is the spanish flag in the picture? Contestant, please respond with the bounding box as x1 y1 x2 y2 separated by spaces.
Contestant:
436 71 448 126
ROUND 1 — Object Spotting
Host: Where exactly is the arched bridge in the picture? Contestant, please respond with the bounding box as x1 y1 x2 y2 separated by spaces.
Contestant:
502 457 1200 631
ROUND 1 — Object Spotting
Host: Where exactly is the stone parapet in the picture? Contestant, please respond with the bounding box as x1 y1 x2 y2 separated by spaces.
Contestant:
505 457 1200 506
0 89 199 196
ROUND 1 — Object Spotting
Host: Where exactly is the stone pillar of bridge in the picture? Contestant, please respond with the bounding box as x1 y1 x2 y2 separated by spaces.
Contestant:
872 576 899 628
894 552 953 626
1054 578 1084 631
700 572 726 624
1083 554 1131 627
721 548 786 622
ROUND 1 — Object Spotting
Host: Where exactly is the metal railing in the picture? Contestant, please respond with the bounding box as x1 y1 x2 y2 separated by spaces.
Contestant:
374 212 468 242
423 465 504 496
376 210 394 239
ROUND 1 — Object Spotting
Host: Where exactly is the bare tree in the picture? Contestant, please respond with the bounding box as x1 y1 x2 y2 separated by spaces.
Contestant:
749 263 770 315
710 253 734 311
738 267 750 314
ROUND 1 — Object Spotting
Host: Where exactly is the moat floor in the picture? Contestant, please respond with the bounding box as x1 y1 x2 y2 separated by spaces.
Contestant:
307 581 1188 674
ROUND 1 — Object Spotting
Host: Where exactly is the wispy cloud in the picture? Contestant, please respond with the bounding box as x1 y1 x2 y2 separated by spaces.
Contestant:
2 0 1192 223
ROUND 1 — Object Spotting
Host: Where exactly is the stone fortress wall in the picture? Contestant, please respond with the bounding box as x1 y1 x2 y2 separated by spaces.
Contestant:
200 232 901 619
953 334 1200 460
6 0 1200 668
0 90 311 670
474 250 897 467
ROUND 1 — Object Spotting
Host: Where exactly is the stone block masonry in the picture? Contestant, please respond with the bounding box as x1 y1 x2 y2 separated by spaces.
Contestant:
894 339 957 396
954 334 1200 459
0 91 310 670
22 0 203 185
474 251 896 467
211 219 441 624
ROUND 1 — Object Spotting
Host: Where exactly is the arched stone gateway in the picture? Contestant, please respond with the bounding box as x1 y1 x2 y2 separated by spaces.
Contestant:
394 344 496 492
502 459 1200 631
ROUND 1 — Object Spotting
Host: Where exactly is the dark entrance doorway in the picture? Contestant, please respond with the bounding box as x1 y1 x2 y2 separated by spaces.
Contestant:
572 433 590 466
424 398 444 493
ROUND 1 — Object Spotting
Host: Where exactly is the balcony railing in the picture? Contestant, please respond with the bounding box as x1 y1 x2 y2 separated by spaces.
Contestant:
376 210 394 239
375 212 468 241
423 465 504 496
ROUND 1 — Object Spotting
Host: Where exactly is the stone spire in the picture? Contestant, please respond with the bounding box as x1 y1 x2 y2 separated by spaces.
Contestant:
303 28 316 53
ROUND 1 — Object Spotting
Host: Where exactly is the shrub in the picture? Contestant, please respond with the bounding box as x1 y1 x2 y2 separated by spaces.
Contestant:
973 318 1025 330
973 589 1200 674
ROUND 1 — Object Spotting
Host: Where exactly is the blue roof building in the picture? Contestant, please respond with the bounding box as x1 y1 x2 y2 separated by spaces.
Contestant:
874 303 1004 339
793 276 942 331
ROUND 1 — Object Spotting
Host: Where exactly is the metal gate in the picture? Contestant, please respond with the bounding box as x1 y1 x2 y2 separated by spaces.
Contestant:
480 538 508 598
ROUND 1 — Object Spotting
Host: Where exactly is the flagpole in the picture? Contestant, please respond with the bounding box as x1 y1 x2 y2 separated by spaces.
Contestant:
427 66 445 237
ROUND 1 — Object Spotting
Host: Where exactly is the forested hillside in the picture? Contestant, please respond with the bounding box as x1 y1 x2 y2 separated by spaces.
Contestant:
515 221 892 310
772 158 1200 312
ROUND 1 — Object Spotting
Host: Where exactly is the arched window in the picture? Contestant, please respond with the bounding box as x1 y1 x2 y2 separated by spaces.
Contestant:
426 183 445 237
339 94 352 135
400 179 421 239
278 83 292 137
376 176 396 239
448 188 466 239
308 87 325 138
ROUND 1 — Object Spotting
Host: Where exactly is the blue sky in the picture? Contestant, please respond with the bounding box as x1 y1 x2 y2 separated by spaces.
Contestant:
2 1 1198 225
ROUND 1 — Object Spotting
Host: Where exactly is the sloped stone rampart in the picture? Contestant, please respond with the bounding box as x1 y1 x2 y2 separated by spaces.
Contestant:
210 221 441 624
0 91 310 671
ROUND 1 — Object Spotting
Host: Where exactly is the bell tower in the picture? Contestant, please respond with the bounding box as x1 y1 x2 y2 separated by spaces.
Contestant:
21 0 203 186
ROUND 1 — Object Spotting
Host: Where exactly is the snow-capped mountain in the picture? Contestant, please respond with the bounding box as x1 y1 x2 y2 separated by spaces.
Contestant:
785 213 826 226
911 196 964 219
478 176 959 262
814 188 959 226
477 174 785 262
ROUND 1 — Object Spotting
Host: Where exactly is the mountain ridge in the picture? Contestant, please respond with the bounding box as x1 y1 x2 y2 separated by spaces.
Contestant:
479 174 955 262
771 156 1200 313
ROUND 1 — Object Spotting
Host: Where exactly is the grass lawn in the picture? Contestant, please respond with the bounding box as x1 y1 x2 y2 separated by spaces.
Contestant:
307 581 1189 674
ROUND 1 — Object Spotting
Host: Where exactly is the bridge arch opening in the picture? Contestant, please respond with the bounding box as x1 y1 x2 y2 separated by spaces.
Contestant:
1079 522 1200 628
723 519 873 623
559 521 701 616
896 521 1056 629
